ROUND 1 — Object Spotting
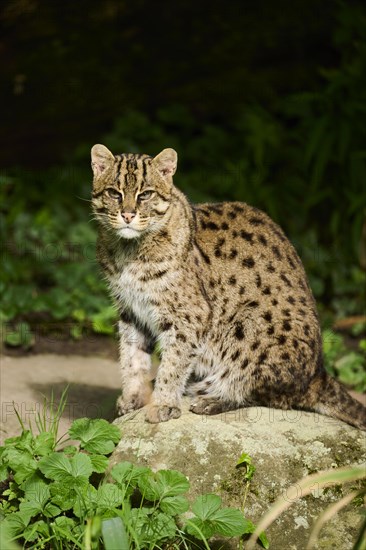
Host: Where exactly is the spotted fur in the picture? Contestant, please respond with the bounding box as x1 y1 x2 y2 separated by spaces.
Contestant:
91 144 366 429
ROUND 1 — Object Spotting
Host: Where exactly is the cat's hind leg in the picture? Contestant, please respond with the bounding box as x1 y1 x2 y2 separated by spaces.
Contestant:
187 378 237 415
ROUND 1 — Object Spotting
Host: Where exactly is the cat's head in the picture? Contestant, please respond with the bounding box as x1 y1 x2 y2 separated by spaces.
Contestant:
91 144 177 239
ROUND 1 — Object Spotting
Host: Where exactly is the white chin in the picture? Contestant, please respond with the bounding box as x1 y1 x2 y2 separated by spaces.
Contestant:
117 227 141 239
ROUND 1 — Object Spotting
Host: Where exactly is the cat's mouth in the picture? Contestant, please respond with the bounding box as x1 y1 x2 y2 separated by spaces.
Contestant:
117 226 143 239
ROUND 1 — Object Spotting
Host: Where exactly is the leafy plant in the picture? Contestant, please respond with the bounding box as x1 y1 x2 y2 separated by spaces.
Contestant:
323 330 366 392
0 399 266 549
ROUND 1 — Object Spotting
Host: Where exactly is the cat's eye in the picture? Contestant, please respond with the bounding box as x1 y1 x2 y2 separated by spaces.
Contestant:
106 188 122 201
138 190 154 201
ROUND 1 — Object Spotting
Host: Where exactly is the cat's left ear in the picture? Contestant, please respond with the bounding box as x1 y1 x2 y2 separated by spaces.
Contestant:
153 148 178 177
91 144 114 177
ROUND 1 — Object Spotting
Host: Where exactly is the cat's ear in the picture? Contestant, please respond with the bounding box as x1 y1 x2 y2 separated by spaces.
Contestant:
91 144 114 177
153 148 178 177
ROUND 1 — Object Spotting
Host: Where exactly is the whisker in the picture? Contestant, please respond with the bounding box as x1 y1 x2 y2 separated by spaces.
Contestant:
77 195 92 203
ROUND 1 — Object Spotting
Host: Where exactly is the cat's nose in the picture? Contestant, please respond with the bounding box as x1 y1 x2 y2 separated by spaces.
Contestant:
121 212 136 224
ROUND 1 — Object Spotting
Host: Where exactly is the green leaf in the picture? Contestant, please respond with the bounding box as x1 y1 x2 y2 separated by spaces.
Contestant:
43 502 62 518
102 517 129 550
3 449 38 484
0 464 9 482
160 495 189 515
23 519 49 542
191 494 222 519
4 430 34 453
23 478 50 505
90 454 109 473
1 511 30 538
19 501 44 523
211 508 248 537
73 484 98 518
50 482 77 510
185 517 216 539
39 451 92 484
131 508 177 545
52 515 76 532
71 453 93 479
33 432 55 456
5 322 34 349
138 469 190 501
259 530 270 549
236 452 256 480
111 461 150 489
91 307 117 334
38 452 72 481
18 479 51 522
96 484 123 512
61 445 78 457
68 418 120 454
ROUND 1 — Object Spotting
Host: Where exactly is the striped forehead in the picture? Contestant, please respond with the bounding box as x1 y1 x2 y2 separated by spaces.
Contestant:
114 153 152 191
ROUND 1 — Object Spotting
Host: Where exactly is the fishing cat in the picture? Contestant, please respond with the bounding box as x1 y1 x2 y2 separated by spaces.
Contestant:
91 144 366 429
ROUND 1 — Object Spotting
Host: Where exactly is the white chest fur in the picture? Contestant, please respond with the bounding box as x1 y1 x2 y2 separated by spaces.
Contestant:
108 258 176 336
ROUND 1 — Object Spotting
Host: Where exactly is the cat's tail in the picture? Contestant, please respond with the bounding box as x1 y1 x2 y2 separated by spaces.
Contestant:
313 373 366 431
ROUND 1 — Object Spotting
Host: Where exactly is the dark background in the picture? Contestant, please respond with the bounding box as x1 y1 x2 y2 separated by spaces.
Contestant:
1 0 337 166
1 0 365 385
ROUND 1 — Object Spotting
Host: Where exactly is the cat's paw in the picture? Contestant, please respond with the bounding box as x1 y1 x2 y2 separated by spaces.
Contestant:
145 403 181 423
116 394 144 416
190 398 225 415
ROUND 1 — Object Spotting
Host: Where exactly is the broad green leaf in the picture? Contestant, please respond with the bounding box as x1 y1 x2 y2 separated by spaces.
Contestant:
211 508 248 537
52 515 76 532
0 516 23 549
18 479 50 522
131 508 177 545
90 454 109 473
96 484 123 511
39 451 92 484
43 502 61 518
23 519 49 542
160 495 189 515
23 478 50 504
3 449 38 485
0 464 8 482
73 484 98 518
185 517 216 539
5 430 34 453
33 432 55 456
68 418 120 454
19 501 44 523
70 453 93 479
102 517 129 550
39 452 73 481
191 494 222 520
50 482 77 511
138 469 190 501
110 461 150 493
62 445 78 457
1 511 30 538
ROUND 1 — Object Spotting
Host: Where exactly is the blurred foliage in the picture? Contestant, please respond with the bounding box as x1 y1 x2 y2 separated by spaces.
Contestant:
0 3 365 388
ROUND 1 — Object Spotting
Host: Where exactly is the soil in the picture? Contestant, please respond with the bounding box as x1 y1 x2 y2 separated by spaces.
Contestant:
0 338 121 445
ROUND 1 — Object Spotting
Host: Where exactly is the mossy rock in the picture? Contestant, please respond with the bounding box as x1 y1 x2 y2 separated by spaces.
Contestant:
111 398 366 549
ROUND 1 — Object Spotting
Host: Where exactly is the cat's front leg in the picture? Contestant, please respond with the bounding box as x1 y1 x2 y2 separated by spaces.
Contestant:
116 318 153 416
145 326 193 423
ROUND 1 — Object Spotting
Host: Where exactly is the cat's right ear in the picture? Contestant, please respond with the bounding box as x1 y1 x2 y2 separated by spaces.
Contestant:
91 144 114 177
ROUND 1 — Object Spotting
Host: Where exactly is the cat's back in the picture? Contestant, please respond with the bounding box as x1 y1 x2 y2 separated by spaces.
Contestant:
193 201 318 321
